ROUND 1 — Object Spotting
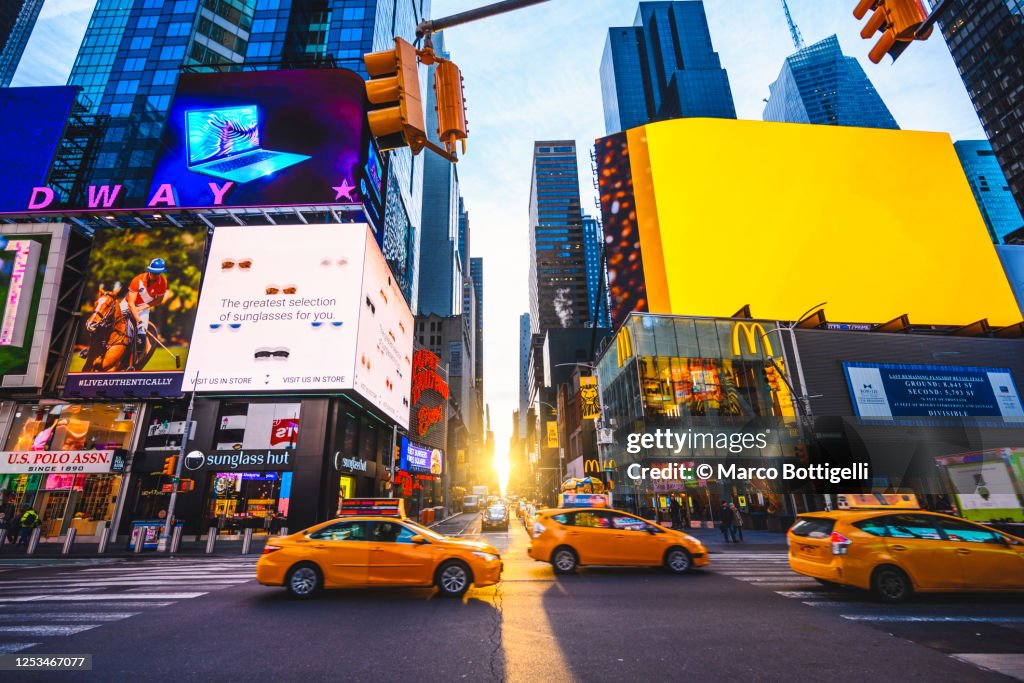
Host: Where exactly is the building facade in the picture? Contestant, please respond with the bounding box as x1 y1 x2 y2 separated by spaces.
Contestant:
518 312 531 435
931 0 1024 217
470 256 483 396
762 35 899 129
600 0 736 135
582 215 610 328
65 0 429 301
0 0 43 87
955 140 1024 245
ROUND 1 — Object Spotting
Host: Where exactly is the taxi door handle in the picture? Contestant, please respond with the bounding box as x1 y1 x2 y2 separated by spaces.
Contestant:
890 544 907 552
568 531 580 536
312 543 328 549
614 535 626 540
371 546 384 551
955 548 972 555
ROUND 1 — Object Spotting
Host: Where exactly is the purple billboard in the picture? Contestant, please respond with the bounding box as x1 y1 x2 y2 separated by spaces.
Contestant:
19 69 368 212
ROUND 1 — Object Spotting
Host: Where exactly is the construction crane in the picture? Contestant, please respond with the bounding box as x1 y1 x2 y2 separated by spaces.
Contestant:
781 0 805 51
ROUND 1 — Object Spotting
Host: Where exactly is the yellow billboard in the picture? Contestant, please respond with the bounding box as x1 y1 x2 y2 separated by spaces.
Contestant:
617 118 1021 326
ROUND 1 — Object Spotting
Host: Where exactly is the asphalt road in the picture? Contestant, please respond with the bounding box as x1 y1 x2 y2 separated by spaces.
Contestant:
0 512 1020 682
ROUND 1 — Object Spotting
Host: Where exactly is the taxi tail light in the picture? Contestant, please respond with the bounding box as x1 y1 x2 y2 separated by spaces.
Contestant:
532 520 546 538
831 532 852 555
262 544 282 555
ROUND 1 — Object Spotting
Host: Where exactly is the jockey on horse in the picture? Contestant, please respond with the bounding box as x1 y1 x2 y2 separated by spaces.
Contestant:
122 258 168 370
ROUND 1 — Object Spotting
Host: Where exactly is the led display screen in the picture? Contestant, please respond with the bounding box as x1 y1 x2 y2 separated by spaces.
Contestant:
0 86 76 212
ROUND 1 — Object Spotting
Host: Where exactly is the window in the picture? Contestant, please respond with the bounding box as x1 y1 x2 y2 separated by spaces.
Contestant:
853 518 889 537
160 45 186 61
939 519 1003 545
370 521 417 543
609 514 650 532
885 514 943 540
572 511 611 529
550 513 570 525
309 521 365 542
129 36 152 51
789 517 835 539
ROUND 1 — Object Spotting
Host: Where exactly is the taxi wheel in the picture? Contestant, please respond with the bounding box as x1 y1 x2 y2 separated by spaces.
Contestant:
552 546 578 575
664 547 693 574
286 562 322 599
872 565 913 603
436 560 472 598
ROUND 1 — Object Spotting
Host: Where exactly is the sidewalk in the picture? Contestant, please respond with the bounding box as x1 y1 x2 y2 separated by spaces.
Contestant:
684 527 789 552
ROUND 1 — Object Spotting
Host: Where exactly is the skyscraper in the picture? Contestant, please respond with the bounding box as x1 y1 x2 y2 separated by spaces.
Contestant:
600 1 736 135
930 0 1024 216
528 141 588 335
470 257 484 397
518 312 531 435
763 35 898 129
65 0 429 300
418 33 462 317
582 215 610 328
955 140 1024 245
0 0 44 87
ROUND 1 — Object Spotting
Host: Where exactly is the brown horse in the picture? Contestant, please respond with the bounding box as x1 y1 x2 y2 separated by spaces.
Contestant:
81 284 156 372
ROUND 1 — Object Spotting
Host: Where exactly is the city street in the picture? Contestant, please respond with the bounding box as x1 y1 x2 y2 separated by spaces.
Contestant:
0 513 1020 681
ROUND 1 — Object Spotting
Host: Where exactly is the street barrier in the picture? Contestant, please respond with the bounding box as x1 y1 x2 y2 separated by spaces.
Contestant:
205 527 217 554
241 528 253 555
170 524 182 554
26 527 41 554
279 527 288 536
62 528 76 555
97 526 110 554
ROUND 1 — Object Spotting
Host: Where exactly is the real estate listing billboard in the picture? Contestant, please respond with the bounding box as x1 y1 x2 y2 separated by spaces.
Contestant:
182 224 413 428
10 70 368 213
597 119 1023 328
64 227 207 398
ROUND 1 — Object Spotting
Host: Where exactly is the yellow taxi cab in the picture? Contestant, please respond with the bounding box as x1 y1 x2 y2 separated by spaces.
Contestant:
256 515 502 599
527 506 709 574
788 495 1024 602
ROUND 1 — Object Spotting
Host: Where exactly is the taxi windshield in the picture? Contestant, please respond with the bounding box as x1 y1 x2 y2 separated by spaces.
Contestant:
403 519 448 541
487 507 505 515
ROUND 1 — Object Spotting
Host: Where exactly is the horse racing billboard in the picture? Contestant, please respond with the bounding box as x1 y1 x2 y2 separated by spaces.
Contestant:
64 227 207 398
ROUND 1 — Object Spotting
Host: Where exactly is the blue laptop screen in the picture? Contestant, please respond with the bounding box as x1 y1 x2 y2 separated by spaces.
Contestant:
186 106 260 165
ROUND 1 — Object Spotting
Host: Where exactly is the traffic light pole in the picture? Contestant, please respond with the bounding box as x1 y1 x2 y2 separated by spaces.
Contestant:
416 0 553 42
158 372 198 552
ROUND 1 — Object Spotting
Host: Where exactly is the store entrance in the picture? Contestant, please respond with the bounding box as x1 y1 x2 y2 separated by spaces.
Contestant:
207 472 291 536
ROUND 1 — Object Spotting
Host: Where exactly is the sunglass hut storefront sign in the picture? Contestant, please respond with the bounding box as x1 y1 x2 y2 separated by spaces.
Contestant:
184 449 292 472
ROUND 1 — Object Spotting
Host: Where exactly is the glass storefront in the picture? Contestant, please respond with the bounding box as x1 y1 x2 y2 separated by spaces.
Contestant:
0 402 136 536
207 471 291 534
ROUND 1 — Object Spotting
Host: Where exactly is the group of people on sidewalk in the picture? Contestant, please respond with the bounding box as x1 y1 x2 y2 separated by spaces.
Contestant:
719 501 745 542
0 505 42 547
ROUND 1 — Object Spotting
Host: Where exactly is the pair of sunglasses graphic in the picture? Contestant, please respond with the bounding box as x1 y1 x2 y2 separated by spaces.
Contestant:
266 285 297 295
210 323 242 330
320 258 349 267
222 259 253 270
310 321 344 328
255 348 290 360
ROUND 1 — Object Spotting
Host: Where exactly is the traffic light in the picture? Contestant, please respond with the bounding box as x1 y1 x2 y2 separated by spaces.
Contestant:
434 60 468 156
178 478 195 493
762 364 780 391
854 0 932 64
364 37 427 153
161 455 177 476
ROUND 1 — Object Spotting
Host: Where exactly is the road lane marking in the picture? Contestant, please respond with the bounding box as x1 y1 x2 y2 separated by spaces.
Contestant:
0 593 206 601
0 612 140 622
951 654 1024 680
0 625 100 636
0 643 38 654
844 615 1024 623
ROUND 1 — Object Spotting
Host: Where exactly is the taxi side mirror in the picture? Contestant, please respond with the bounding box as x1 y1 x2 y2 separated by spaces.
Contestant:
410 535 428 544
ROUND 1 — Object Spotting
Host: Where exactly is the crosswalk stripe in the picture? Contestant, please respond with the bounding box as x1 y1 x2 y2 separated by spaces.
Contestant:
0 601 174 609
0 592 206 602
951 653 1024 680
0 625 100 636
0 612 141 622
844 615 1024 623
0 643 38 654
776 591 835 599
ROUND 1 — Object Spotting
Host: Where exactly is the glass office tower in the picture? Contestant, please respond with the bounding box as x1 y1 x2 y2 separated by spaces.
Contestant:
600 1 736 135
582 215 610 328
0 0 44 87
470 256 484 396
763 35 898 129
65 0 429 300
955 140 1024 245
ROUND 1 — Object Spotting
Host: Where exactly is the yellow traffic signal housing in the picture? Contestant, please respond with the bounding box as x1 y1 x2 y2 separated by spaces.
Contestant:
364 37 427 153
854 0 932 64
161 455 177 476
434 60 468 156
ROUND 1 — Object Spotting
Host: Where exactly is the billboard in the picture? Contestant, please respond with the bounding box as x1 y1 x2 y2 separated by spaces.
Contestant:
13 70 368 213
597 119 1022 327
183 224 413 428
64 227 207 398
0 86 76 213
399 436 443 475
0 224 70 389
409 348 448 449
843 362 1024 420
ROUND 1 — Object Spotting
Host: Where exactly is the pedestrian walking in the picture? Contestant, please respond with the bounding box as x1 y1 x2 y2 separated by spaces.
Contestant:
7 507 20 545
669 496 682 529
18 506 40 546
719 501 733 543
730 503 744 542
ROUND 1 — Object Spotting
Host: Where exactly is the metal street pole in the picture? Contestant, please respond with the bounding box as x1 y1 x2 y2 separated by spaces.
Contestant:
159 371 199 552
416 0 553 39
388 424 398 499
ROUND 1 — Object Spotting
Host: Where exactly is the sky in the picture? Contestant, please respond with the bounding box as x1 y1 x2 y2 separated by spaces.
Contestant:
14 0 987 466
